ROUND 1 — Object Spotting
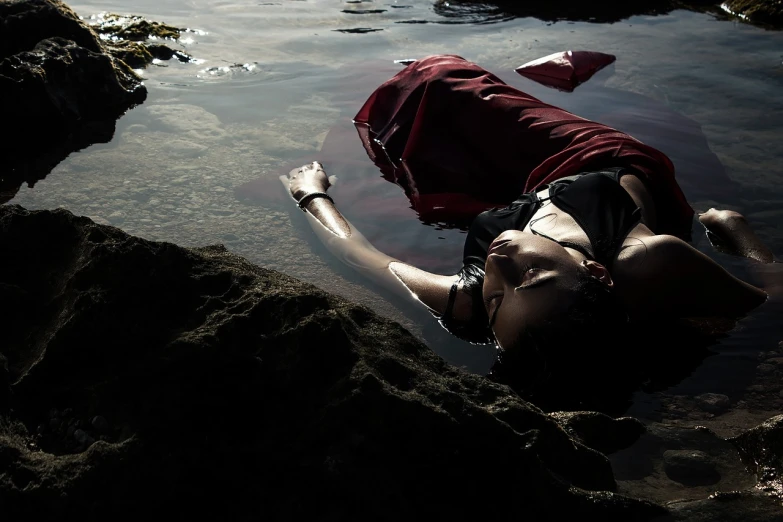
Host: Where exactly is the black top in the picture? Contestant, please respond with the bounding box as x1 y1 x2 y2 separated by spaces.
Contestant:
441 167 642 344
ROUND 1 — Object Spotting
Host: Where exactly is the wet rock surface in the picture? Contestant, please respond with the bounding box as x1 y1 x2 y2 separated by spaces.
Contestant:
0 204 667 521
732 415 783 497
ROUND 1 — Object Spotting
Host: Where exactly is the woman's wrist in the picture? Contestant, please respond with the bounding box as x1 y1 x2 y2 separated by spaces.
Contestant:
293 185 328 202
297 191 334 210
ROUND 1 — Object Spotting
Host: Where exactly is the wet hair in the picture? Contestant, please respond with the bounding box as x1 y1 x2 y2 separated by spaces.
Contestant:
488 270 631 407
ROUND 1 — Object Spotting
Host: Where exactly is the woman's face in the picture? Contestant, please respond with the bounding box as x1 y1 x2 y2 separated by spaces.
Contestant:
482 229 591 349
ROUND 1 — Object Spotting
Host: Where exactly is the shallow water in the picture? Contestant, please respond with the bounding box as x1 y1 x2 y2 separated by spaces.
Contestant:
7 0 783 503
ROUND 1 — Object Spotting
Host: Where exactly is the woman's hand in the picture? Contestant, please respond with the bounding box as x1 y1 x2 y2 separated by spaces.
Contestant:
698 208 746 231
698 208 774 263
287 161 331 202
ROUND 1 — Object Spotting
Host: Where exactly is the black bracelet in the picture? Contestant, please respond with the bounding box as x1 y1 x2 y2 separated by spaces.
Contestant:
298 191 334 210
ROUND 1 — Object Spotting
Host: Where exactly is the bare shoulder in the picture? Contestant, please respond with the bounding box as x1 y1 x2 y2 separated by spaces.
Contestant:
388 262 461 316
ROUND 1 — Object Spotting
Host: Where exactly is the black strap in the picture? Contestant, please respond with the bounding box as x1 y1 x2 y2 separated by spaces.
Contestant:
298 191 334 210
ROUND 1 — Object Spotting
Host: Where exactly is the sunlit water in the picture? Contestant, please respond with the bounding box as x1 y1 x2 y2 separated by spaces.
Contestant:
7 0 783 503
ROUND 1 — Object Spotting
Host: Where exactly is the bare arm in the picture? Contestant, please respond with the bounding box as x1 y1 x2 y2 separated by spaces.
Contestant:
280 162 462 317
617 234 768 318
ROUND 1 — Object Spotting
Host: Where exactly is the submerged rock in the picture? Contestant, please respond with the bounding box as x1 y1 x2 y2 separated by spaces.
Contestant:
0 204 665 521
663 450 721 487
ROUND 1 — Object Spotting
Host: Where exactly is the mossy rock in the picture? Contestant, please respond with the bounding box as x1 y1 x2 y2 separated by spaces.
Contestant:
104 40 153 68
93 13 181 41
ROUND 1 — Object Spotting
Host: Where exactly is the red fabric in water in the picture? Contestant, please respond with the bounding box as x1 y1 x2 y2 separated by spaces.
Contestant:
514 50 616 92
353 54 694 238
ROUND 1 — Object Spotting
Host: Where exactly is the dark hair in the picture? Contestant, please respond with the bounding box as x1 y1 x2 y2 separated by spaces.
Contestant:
488 270 631 408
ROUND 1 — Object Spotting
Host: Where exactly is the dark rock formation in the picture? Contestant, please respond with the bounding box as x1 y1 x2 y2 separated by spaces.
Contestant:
0 204 666 521
0 0 147 203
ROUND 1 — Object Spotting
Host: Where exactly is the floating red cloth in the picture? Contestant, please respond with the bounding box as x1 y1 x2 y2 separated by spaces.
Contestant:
353 54 694 238
515 50 616 92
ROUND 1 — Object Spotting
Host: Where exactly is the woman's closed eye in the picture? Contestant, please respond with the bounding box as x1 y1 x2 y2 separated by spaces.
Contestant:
517 267 545 289
484 291 503 316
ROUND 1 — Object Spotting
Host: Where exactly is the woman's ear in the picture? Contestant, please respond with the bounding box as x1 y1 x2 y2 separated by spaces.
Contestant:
581 260 614 288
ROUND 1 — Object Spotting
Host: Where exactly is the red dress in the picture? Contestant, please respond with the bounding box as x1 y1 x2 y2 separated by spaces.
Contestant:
353 54 694 238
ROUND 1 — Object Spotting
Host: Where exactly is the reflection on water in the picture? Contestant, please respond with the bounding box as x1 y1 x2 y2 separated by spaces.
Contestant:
7 0 783 491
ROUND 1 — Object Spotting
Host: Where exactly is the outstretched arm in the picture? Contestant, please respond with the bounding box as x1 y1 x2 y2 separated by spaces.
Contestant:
280 162 465 318
698 208 775 264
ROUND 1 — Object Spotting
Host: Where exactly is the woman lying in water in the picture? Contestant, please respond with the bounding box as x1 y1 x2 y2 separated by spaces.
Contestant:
282 55 779 394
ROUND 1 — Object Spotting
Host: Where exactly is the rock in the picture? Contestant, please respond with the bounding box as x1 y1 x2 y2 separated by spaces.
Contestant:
663 449 721 487
92 15 182 41
0 204 666 521
105 39 153 68
0 0 147 202
731 414 783 494
695 393 730 414
721 0 783 27
0 0 196 203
